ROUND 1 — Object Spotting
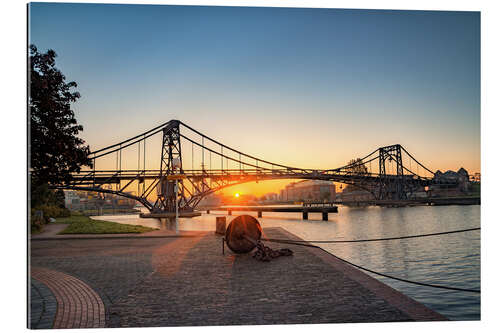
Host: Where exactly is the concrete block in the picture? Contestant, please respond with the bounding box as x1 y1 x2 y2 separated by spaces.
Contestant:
215 216 226 235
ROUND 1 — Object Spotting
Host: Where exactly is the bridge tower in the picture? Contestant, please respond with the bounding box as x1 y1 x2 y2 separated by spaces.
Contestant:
153 120 189 213
377 144 407 200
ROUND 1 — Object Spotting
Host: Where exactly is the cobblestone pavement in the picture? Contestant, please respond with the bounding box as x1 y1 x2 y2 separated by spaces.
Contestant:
30 277 57 329
31 267 106 328
30 228 445 328
30 237 170 328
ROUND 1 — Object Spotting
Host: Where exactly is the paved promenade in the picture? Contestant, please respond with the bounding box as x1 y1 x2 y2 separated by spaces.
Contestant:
29 227 446 328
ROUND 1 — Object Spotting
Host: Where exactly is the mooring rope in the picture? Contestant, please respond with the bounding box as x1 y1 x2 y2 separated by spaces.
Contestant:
317 247 480 293
263 227 480 244
262 227 481 293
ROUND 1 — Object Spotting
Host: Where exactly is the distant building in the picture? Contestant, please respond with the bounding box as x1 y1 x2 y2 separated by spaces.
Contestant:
279 180 336 202
63 190 136 211
470 172 481 182
260 192 278 202
337 189 373 202
432 167 471 195
198 193 223 207
64 190 81 209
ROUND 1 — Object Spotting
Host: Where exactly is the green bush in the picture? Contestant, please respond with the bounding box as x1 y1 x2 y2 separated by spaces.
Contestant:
58 207 71 217
30 184 70 232
32 205 71 223
30 214 44 233
31 184 66 209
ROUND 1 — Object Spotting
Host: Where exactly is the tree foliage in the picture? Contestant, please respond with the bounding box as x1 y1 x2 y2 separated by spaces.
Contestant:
342 158 368 193
29 44 92 187
345 158 368 175
31 184 66 208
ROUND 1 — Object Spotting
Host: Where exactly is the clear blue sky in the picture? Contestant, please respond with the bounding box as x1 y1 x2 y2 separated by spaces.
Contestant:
28 3 480 177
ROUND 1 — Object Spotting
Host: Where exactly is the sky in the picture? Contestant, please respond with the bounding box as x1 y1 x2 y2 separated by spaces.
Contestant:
28 3 480 196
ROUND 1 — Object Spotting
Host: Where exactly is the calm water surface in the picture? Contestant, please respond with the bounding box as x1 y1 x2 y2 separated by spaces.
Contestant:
95 204 480 320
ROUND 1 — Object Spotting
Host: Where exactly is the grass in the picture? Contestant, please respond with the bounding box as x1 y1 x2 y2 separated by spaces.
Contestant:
55 214 157 234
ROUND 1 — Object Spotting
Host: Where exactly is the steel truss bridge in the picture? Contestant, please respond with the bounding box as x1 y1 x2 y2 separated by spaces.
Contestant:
54 120 456 214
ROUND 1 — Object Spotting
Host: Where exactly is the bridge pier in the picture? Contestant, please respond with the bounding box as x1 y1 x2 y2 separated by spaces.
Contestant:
257 211 262 218
322 211 328 221
302 211 308 220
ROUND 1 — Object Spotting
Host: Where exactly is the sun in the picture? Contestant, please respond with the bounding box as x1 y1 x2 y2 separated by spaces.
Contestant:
234 193 240 198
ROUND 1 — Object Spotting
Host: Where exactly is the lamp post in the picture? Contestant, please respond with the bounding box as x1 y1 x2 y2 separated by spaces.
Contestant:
175 179 179 233
167 173 186 234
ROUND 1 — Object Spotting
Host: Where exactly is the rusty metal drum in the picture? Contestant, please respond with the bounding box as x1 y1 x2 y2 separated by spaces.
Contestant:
225 215 262 253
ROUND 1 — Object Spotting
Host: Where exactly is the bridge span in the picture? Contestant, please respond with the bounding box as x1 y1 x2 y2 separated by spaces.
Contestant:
54 120 456 215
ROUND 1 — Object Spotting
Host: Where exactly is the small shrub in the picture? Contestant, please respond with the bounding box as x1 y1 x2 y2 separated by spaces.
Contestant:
32 205 72 223
30 210 44 233
59 207 71 217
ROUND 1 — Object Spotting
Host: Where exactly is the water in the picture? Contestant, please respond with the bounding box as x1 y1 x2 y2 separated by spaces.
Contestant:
94 204 480 321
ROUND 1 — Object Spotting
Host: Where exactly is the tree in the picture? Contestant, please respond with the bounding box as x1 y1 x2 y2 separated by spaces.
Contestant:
342 158 368 193
31 184 66 208
345 158 368 175
29 44 92 188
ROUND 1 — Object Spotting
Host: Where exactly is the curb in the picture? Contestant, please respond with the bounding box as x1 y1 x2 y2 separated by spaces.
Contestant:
30 234 208 241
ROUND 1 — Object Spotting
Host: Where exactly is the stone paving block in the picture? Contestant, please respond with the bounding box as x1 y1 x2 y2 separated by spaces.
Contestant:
30 278 57 329
30 228 445 329
31 267 106 329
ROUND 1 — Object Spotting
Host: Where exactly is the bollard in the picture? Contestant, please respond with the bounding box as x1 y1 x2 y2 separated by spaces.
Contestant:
225 215 262 253
223 215 294 261
257 211 262 218
215 216 226 235
322 211 328 221
228 210 232 216
207 209 210 214
302 211 308 220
